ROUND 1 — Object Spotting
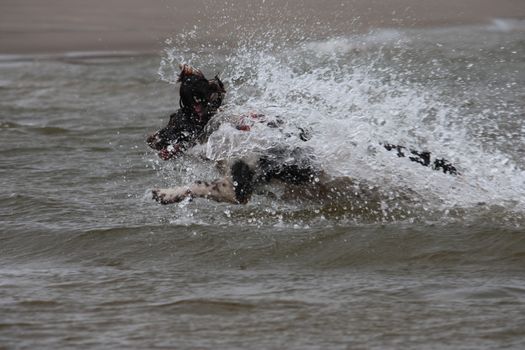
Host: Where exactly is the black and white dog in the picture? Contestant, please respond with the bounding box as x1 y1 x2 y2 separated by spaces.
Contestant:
147 64 458 205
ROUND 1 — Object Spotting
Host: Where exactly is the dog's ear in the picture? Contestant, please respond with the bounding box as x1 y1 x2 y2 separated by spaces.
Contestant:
208 75 225 93
207 75 226 110
178 64 204 81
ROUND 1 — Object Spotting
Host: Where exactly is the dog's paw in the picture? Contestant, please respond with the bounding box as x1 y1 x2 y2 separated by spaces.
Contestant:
152 187 192 205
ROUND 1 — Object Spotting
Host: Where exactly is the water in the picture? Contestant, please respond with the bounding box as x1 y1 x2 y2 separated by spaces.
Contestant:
1 19 525 349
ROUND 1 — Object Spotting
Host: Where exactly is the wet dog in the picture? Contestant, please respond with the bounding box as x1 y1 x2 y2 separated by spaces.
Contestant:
147 64 225 161
147 64 458 205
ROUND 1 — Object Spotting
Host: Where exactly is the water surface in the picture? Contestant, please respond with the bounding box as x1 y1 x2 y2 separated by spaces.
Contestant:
1 19 525 349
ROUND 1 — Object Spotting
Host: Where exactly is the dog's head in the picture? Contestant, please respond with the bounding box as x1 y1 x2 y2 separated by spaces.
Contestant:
147 64 226 160
178 64 225 120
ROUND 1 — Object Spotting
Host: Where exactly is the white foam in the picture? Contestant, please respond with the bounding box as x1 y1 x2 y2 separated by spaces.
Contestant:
303 29 407 55
488 18 525 32
158 26 525 218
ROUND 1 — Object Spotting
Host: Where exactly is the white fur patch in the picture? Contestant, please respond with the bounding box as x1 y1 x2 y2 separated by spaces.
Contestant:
153 177 237 204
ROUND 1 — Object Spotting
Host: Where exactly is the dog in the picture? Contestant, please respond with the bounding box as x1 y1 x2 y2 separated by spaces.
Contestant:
147 64 458 205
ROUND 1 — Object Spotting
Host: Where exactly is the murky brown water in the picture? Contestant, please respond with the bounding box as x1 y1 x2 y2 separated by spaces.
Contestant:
1 17 525 349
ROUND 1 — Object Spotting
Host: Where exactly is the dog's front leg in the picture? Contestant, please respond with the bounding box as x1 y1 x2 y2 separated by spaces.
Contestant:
152 177 238 205
152 186 193 204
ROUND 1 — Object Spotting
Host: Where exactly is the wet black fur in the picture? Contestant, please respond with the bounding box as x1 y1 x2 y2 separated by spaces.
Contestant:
383 143 459 175
147 71 225 154
231 160 255 204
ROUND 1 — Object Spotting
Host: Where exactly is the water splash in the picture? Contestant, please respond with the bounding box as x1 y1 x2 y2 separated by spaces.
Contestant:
156 23 525 225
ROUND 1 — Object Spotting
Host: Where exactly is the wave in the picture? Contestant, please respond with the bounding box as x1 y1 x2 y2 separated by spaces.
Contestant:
0 51 145 64
1 223 524 270
0 120 149 136
488 18 525 32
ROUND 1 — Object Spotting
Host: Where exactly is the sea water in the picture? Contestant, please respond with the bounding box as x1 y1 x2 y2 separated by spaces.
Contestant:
1 19 524 349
